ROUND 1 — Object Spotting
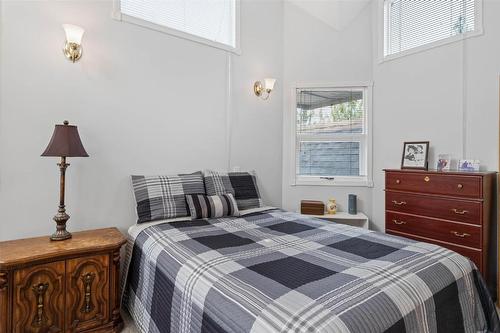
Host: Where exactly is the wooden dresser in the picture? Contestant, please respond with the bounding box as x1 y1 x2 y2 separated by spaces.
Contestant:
384 169 496 279
0 228 126 333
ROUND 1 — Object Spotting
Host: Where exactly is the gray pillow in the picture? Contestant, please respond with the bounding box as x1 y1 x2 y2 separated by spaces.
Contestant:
131 171 205 223
203 170 263 210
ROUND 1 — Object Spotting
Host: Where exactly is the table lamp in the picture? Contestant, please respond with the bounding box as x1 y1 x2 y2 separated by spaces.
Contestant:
41 120 88 241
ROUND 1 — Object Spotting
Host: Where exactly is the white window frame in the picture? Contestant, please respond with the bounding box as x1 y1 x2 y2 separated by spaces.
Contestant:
112 0 241 55
378 0 483 63
290 82 374 187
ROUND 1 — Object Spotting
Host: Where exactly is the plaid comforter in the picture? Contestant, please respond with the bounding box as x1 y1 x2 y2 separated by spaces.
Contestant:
123 209 499 333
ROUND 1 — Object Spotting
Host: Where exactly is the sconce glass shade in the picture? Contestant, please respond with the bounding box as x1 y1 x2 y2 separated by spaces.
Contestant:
264 78 276 92
62 24 85 44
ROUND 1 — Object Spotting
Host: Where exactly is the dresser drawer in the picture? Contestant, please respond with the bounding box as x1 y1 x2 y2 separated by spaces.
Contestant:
386 171 482 198
386 191 482 225
386 212 481 248
386 230 482 271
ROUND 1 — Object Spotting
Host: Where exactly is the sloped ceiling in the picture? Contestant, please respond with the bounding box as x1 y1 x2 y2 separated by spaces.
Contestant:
288 0 371 31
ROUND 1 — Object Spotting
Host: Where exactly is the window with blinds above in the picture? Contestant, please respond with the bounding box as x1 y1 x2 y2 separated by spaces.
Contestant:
294 86 371 186
383 0 480 58
117 0 238 51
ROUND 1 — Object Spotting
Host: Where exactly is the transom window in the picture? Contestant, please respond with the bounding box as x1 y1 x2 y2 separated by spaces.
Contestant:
114 0 239 53
383 0 481 59
292 84 372 187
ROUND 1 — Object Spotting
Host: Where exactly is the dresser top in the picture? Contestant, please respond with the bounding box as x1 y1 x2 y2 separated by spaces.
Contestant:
384 169 496 176
0 228 126 270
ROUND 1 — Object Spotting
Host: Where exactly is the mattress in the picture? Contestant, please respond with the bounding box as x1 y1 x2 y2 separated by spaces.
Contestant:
122 209 499 333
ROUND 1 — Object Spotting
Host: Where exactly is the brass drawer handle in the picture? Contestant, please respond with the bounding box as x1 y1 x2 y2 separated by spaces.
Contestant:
424 176 430 182
451 208 468 215
392 200 407 206
451 231 470 238
392 219 407 225
457 183 463 189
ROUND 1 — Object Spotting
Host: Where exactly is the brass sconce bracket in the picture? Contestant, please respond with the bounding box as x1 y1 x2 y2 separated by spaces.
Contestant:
63 42 82 63
254 81 271 100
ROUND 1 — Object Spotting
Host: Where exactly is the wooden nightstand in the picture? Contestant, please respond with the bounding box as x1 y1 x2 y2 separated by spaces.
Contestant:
0 228 127 333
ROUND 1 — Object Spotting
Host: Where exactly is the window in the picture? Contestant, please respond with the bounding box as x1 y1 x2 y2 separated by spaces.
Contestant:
292 84 372 187
383 0 482 59
114 0 239 53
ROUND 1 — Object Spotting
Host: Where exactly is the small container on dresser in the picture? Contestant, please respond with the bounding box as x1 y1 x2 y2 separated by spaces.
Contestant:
0 228 126 333
384 169 496 289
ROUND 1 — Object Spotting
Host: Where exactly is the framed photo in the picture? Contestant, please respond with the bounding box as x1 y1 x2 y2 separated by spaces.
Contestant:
401 141 429 170
458 159 480 172
437 154 451 171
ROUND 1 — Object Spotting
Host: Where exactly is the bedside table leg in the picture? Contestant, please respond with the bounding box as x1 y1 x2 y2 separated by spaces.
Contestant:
111 250 123 331
0 271 9 333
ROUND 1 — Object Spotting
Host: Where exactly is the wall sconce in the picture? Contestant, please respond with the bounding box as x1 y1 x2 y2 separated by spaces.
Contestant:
254 78 276 100
62 24 84 63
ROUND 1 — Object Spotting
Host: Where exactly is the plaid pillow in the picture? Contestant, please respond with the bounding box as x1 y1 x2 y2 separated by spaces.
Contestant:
131 172 205 223
203 170 264 210
186 193 239 219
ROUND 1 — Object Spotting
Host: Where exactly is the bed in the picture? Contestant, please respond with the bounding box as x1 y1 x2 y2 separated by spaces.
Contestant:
122 208 499 333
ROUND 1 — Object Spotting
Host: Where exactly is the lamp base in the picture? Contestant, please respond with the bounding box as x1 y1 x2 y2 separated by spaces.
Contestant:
50 211 72 241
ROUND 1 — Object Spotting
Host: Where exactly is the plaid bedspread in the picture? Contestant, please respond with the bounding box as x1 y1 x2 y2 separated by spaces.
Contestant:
123 209 499 333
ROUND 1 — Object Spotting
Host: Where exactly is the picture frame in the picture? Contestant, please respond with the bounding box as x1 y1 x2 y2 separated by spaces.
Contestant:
437 154 451 171
401 141 429 170
458 159 480 172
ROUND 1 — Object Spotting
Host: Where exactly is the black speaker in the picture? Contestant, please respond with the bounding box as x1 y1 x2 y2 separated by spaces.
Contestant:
348 194 357 215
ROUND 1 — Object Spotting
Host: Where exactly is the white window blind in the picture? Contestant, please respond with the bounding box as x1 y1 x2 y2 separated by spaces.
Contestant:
384 0 478 57
294 87 370 185
119 0 237 50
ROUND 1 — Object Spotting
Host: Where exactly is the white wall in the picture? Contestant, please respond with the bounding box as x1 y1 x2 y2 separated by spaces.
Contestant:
281 1 374 219
0 0 283 241
370 0 500 231
281 0 499 233
1 0 498 240
230 0 283 208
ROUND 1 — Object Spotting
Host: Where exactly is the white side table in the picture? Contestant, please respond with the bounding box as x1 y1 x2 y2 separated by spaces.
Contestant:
307 212 369 230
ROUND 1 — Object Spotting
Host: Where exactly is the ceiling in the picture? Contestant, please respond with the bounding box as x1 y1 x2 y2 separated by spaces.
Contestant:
288 0 371 31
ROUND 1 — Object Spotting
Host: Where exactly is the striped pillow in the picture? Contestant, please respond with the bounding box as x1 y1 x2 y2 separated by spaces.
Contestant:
203 170 264 210
186 193 239 219
131 172 205 224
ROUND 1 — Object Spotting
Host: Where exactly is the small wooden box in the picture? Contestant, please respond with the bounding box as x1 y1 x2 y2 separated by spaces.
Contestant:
301 200 325 215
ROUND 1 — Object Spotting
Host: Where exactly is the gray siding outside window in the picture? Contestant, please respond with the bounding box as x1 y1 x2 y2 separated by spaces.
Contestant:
298 142 360 176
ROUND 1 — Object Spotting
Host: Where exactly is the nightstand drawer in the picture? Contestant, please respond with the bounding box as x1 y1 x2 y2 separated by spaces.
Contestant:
66 254 110 332
386 191 482 225
13 261 66 333
386 171 482 198
386 212 481 249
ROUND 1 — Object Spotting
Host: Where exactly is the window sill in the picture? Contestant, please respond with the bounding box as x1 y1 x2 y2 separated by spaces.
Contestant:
292 177 374 188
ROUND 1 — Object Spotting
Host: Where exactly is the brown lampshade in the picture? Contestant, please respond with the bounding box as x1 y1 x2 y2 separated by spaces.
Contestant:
41 120 89 157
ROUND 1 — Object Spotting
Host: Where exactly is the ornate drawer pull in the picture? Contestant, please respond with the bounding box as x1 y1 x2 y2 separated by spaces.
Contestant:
81 272 96 313
424 176 430 182
451 231 470 238
451 208 468 215
392 219 407 225
392 200 407 206
32 282 49 327
457 183 463 189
